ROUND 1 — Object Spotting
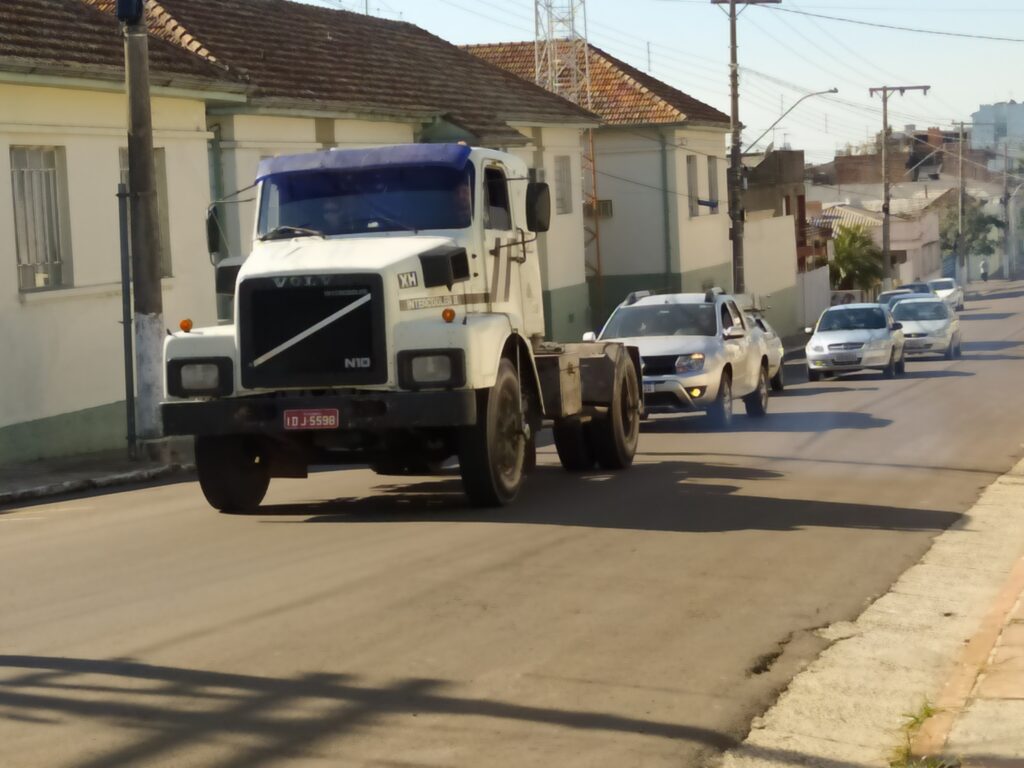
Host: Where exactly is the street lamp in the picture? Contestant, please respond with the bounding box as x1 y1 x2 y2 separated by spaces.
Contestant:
743 88 839 153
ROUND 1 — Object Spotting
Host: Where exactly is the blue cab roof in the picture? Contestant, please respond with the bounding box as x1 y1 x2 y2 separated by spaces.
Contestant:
256 143 472 180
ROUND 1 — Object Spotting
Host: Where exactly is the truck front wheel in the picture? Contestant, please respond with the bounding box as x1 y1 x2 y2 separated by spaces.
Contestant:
195 435 270 512
458 360 526 507
590 354 641 469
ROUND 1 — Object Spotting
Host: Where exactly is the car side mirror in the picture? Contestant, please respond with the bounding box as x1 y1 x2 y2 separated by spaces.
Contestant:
582 331 597 342
891 322 903 331
724 325 745 340
526 182 551 233
206 205 222 257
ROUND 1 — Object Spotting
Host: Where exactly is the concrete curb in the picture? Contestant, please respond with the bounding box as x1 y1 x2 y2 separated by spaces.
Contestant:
720 457 1024 768
0 463 195 507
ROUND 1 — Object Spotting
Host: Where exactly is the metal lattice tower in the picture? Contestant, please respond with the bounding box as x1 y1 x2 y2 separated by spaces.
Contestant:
534 0 592 110
535 0 605 316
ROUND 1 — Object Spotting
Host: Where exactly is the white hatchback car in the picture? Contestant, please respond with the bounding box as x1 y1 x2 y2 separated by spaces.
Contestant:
891 296 962 359
805 303 906 381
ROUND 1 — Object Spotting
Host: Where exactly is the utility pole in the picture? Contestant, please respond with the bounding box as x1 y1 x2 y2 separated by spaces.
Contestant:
118 0 166 450
712 0 780 295
959 121 966 282
869 84 930 289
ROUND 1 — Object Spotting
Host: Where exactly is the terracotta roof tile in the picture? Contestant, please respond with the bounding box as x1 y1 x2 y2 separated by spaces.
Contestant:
0 0 239 88
465 41 730 127
89 0 595 145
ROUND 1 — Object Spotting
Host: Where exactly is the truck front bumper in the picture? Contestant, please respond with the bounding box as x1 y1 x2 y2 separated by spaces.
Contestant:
162 390 477 436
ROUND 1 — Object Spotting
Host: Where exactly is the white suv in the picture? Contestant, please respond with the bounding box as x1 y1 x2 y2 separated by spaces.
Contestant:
589 290 772 428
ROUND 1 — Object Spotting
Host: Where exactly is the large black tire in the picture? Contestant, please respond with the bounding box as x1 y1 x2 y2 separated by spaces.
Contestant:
770 361 785 392
882 350 897 379
706 372 734 429
590 354 641 470
895 353 907 376
553 419 595 471
743 364 770 417
458 359 526 507
195 435 270 512
807 368 821 383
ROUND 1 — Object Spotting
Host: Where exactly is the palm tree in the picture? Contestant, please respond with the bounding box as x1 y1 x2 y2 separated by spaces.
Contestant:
830 224 883 292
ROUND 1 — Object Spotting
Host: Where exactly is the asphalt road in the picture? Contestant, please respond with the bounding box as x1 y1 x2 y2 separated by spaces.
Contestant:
3 281 1024 768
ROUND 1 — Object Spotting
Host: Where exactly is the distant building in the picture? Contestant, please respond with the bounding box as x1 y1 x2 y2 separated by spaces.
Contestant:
972 102 1024 166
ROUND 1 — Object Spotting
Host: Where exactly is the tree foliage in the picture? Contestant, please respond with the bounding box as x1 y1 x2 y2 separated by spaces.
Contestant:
940 199 1004 257
830 223 883 291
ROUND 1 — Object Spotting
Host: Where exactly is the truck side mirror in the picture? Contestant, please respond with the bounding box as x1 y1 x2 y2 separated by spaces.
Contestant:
206 206 222 257
526 182 551 233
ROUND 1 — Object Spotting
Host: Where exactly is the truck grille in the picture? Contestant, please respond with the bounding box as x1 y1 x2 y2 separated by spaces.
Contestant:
238 274 386 389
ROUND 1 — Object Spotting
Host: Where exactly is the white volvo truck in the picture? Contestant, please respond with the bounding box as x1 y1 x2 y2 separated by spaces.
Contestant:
163 144 640 510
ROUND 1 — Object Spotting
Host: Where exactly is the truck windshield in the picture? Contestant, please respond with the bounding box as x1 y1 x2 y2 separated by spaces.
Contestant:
602 304 718 338
257 165 474 237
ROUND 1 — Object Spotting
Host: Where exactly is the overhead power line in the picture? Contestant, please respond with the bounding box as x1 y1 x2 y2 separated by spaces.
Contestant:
757 6 1024 43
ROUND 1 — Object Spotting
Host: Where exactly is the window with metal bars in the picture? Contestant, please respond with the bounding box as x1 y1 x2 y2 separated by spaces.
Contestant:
10 147 72 291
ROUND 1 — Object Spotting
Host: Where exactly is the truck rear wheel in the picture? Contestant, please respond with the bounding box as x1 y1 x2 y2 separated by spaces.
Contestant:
553 419 595 471
195 435 270 512
590 354 641 469
458 360 526 507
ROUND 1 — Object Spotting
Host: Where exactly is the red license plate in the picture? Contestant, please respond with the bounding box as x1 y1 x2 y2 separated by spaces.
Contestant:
283 408 340 430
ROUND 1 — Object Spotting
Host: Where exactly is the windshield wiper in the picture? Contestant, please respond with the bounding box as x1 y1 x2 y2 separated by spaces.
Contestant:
260 225 325 242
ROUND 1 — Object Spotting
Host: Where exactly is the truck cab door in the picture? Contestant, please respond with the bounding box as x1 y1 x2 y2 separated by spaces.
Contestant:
482 165 521 317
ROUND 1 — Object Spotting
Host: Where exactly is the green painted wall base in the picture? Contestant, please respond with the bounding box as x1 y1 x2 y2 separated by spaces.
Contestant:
543 282 591 342
0 401 127 466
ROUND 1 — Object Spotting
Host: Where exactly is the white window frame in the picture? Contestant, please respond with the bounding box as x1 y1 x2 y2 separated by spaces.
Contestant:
10 146 73 291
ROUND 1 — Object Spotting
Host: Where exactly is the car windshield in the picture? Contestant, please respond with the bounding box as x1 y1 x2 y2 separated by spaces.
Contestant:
818 307 887 331
257 165 474 237
929 279 955 291
878 291 909 305
602 304 718 338
904 283 932 294
893 301 949 321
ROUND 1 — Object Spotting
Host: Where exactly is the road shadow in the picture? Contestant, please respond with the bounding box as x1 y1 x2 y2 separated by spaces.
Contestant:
251 462 957 535
0 655 739 768
958 312 1014 321
776 386 876 397
0 655 887 768
962 340 1024 352
971 288 1024 301
643 411 892 434
900 369 975 379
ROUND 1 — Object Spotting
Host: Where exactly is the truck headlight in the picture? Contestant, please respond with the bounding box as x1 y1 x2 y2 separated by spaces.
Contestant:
674 353 705 373
167 357 233 397
397 349 465 390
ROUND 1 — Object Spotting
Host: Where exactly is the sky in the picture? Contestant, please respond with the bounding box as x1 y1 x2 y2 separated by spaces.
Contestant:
305 0 1024 164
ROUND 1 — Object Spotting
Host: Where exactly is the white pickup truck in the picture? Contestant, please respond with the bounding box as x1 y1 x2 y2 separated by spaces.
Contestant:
163 144 641 510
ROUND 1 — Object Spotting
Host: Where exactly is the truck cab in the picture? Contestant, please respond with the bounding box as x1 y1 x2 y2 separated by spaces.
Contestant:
163 144 640 511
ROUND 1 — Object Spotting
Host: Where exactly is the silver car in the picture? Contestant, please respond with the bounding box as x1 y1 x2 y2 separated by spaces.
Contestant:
592 291 771 428
892 297 962 359
805 303 906 381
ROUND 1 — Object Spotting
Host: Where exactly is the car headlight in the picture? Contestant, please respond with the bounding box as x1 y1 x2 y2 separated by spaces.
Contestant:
865 339 889 350
167 357 233 397
674 353 705 373
810 344 825 353
397 349 465 390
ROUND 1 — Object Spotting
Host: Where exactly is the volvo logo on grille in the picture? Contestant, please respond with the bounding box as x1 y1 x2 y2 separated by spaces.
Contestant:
272 275 334 288
345 357 372 369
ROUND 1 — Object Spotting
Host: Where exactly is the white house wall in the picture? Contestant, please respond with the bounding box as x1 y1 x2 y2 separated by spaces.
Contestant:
745 215 801 336
0 82 215 463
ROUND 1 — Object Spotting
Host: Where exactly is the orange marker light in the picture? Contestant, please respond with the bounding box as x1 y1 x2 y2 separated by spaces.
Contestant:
442 308 456 323
179 318 193 333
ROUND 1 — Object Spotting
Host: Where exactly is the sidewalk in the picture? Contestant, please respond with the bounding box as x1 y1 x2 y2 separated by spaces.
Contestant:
0 447 194 507
723 457 1024 768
